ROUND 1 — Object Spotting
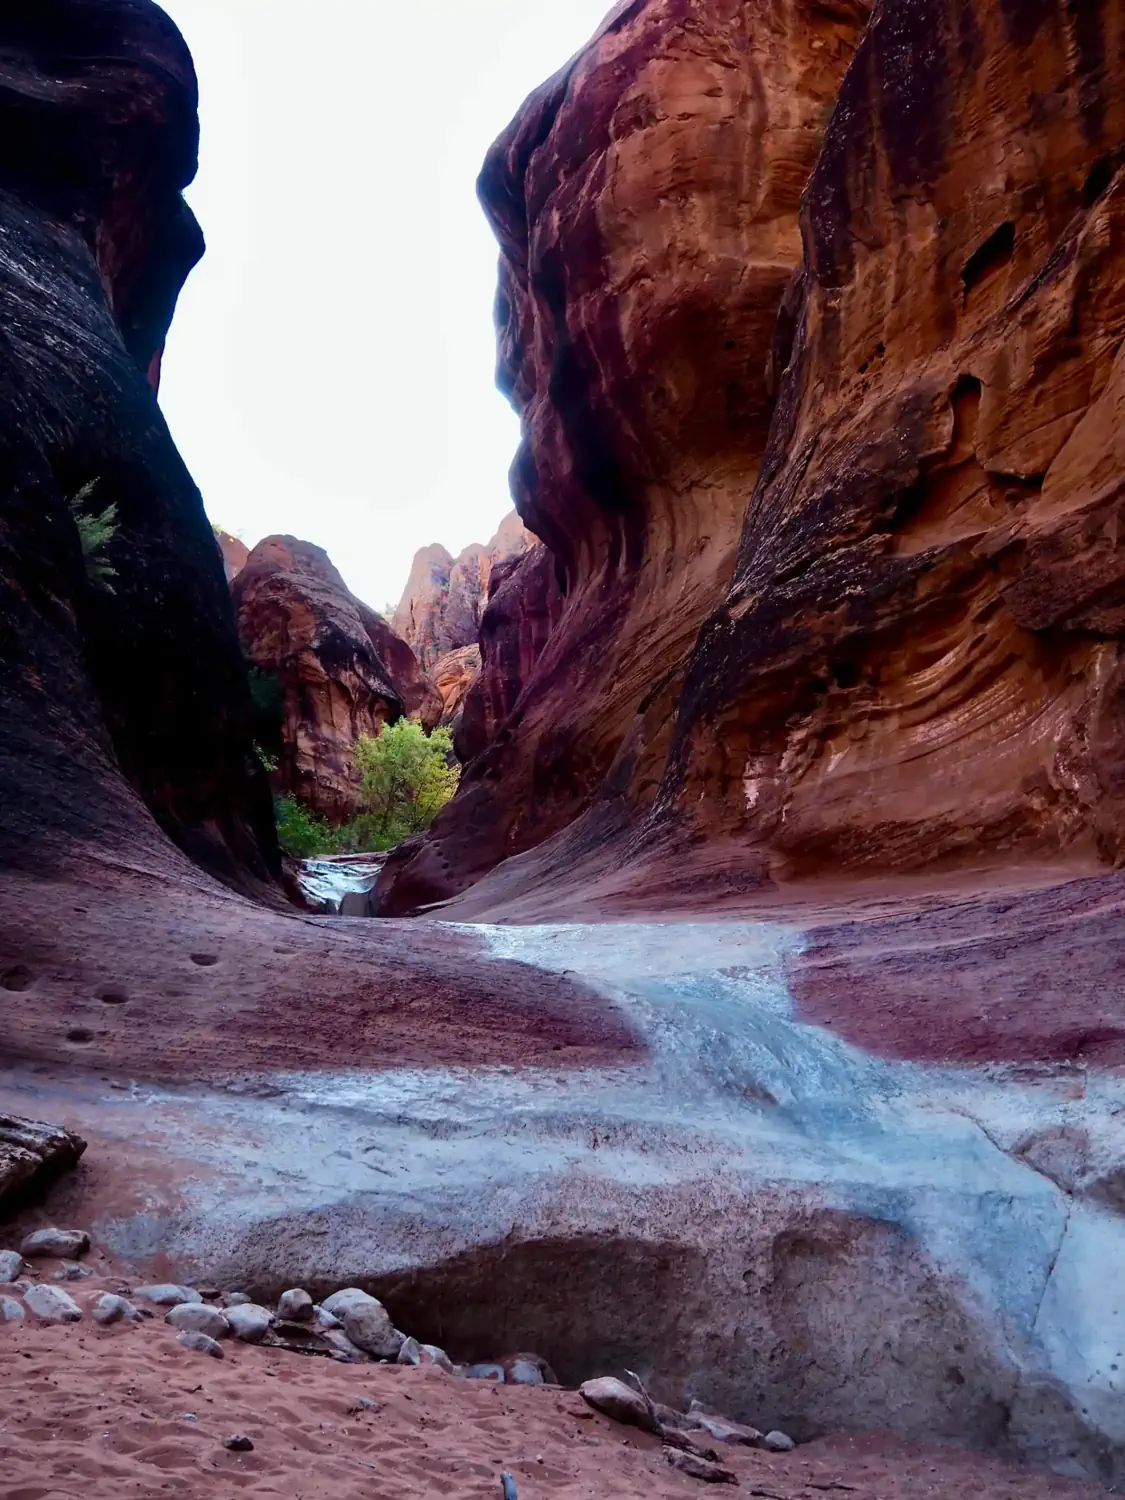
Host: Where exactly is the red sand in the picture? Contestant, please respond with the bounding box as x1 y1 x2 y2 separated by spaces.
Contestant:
0 1312 1104 1500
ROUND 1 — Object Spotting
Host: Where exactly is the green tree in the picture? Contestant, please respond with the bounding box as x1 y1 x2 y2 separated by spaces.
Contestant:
351 718 459 849
274 794 337 859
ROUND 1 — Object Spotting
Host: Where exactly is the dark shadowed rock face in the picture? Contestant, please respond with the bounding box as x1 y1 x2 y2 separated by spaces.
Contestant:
233 537 441 822
393 512 531 670
377 0 871 914
0 0 278 889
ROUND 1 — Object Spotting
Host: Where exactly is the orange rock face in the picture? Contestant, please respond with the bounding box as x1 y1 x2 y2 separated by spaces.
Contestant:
392 513 531 670
214 529 249 583
660 0 1125 882
377 0 870 913
431 645 481 734
233 537 440 822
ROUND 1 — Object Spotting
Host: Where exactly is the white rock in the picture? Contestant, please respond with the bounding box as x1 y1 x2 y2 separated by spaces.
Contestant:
135 1284 202 1307
397 1335 423 1365
580 1376 651 1427
24 1284 82 1323
166 1303 230 1339
177 1331 224 1359
340 1299 403 1359
223 1291 252 1308
763 1431 796 1452
321 1327 371 1363
92 1293 141 1326
314 1304 341 1328
277 1288 314 1322
321 1287 378 1318
422 1343 455 1374
464 1363 506 1382
224 1303 273 1343
19 1228 90 1260
0 1295 25 1323
0 1251 24 1283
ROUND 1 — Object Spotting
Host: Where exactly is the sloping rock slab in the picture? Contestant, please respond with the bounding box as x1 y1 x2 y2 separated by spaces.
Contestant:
0 1114 86 1208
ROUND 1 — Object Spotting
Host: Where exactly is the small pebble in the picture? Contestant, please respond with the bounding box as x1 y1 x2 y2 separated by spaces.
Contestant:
0 1295 25 1323
135 1284 202 1307
166 1303 230 1339
52 1263 93 1282
763 1430 796 1453
348 1397 382 1415
223 1435 254 1452
224 1303 273 1343
177 1331 224 1359
92 1293 141 1326
277 1288 314 1322
24 1284 82 1323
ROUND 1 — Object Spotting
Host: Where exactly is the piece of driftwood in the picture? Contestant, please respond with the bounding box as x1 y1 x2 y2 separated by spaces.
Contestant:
624 1369 720 1461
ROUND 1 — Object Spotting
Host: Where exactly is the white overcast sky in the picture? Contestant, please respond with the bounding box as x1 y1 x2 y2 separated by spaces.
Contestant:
156 0 612 612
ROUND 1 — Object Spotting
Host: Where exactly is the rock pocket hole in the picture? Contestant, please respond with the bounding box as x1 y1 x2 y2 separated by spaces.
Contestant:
66 1027 93 1044
961 221 1015 306
1 965 33 991
190 953 219 967
100 990 128 1005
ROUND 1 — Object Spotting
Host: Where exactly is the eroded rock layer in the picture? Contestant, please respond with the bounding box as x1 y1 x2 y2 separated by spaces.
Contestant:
377 0 871 914
232 536 440 821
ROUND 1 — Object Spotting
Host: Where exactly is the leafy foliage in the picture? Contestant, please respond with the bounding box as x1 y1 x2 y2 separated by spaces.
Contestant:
353 718 459 847
274 795 337 859
69 480 118 593
272 720 460 860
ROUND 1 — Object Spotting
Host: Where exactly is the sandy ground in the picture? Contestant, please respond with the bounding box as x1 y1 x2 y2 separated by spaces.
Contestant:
0 1307 1107 1500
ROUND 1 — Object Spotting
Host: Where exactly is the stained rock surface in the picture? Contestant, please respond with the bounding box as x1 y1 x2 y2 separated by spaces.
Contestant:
232 535 440 820
431 644 481 733
392 512 530 670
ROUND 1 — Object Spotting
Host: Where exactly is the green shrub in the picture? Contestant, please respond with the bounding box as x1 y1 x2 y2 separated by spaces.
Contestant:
69 479 118 593
274 794 337 859
273 721 460 861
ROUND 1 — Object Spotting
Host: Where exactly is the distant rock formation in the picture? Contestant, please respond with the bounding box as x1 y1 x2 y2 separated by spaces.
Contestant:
233 537 440 821
393 512 530 669
431 645 481 735
214 528 249 583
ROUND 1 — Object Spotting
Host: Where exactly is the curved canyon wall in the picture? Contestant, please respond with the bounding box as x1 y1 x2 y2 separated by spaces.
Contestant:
0 0 277 890
378 0 873 914
233 536 441 821
381 0 1125 917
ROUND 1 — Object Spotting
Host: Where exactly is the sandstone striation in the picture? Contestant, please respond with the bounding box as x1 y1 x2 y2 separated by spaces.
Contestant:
377 0 871 914
648 0 1125 888
393 512 531 669
232 536 440 821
